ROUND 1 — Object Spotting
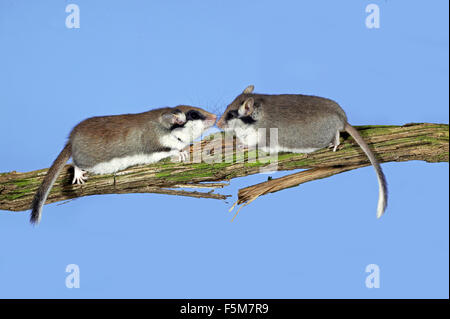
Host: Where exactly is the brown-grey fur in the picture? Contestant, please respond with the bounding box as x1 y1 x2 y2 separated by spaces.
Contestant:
70 107 172 169
224 93 348 149
70 105 212 169
30 105 216 225
217 86 388 218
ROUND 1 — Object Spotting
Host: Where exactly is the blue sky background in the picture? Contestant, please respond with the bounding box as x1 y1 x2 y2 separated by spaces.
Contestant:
0 0 448 298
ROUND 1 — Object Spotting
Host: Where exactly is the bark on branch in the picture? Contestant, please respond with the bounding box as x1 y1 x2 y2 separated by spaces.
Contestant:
0 123 448 213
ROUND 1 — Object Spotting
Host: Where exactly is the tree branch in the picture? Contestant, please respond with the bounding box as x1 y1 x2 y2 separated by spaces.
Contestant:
0 123 448 213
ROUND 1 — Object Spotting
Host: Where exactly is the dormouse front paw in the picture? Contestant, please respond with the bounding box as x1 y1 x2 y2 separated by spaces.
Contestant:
177 150 189 162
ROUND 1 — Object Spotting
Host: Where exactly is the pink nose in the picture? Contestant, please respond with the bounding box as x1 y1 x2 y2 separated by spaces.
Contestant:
205 114 217 127
209 114 217 123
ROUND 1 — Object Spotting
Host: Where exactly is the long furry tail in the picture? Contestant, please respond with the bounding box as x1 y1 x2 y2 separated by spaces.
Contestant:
344 123 388 218
30 143 71 225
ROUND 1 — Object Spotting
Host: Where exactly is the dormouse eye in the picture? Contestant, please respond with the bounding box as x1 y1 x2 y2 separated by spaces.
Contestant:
191 112 200 120
225 110 238 121
186 110 202 120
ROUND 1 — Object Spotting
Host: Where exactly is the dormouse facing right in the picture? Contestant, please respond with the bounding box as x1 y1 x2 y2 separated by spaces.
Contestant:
217 85 388 219
31 105 217 225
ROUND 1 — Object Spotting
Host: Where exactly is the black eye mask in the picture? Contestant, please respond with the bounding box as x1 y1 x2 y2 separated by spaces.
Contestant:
239 116 256 124
186 110 205 121
170 110 206 130
225 110 255 124
225 110 238 121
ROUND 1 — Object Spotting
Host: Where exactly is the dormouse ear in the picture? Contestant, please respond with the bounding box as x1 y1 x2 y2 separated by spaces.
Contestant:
161 111 186 128
238 98 254 117
243 85 254 94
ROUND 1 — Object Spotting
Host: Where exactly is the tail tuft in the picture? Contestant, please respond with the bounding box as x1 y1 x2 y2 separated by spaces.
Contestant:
30 193 44 225
376 168 388 219
345 123 388 218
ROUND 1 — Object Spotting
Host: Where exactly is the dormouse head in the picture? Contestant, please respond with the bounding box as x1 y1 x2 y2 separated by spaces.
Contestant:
161 106 217 143
217 85 258 130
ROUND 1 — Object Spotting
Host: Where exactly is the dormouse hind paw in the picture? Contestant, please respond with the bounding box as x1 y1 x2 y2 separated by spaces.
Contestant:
328 130 341 152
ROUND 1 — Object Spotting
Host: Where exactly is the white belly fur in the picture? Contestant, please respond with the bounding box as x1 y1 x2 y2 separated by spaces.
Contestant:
234 126 320 154
86 151 178 175
234 126 259 147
